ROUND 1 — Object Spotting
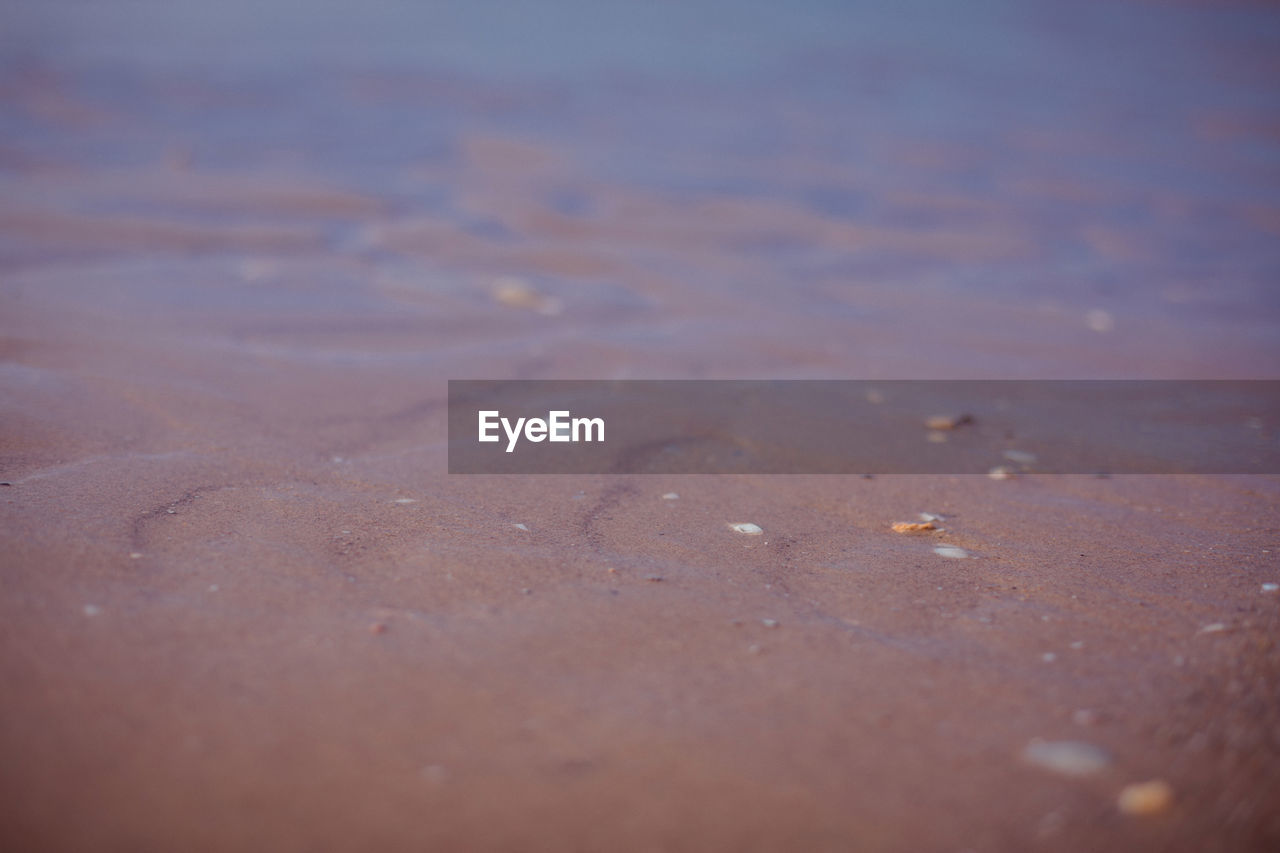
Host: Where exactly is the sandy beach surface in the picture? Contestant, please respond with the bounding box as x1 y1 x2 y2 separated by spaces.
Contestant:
2 1 1279 850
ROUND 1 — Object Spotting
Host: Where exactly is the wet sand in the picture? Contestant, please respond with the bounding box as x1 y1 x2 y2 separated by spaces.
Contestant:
3 1 1280 850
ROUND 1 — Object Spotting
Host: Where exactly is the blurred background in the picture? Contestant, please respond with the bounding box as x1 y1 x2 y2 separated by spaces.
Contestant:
2 0 1278 380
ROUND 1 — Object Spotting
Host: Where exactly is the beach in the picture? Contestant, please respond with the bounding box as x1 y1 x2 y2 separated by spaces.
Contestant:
2 1 1279 850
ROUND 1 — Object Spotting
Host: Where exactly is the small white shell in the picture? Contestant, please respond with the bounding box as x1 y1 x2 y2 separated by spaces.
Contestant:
728 522 763 535
1022 739 1111 777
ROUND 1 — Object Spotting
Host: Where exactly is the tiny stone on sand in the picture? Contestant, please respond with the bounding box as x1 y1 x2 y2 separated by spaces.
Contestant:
892 520 937 533
728 522 763 535
761 619 779 628
925 414 973 431
662 492 679 500
512 523 529 531
1118 780 1173 816
1072 709 1100 727
988 466 1016 480
82 604 101 617
934 545 968 559
492 276 562 315
1262 583 1278 593
1022 739 1111 777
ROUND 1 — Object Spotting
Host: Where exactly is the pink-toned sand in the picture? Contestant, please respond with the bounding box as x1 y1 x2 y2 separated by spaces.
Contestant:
3 2 1280 849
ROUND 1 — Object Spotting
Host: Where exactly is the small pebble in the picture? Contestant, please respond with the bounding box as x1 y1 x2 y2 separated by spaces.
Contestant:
1199 623 1228 634
82 604 101 617
761 619 779 628
988 466 1016 480
925 414 973 431
1069 641 1084 650
1022 739 1112 777
645 575 664 583
661 492 679 500
1042 652 1057 663
513 523 529 531
728 522 763 535
492 276 561 315
369 622 388 635
919 512 944 522
1262 583 1278 593
892 521 937 533
1118 780 1173 816
1072 709 1100 726
934 545 968 559
129 552 143 559
393 498 417 504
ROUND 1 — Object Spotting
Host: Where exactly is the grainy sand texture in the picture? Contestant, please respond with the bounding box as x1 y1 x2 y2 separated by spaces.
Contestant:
2 1 1279 851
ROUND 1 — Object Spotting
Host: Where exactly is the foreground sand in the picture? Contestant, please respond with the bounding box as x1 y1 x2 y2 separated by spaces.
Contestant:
3 1 1280 849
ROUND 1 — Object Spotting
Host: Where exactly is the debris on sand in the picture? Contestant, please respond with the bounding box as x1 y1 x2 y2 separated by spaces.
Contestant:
1021 739 1111 777
892 521 937 533
82 604 101 617
645 575 664 583
662 492 679 500
988 466 1016 480
1262 582 1278 593
369 622 388 635
728 522 763 535
934 545 968 559
925 413 973 431
1118 780 1173 816
492 276 562 315
393 498 417 504
1072 709 1101 727
761 619 779 628
1198 622 1229 634
512 523 529 531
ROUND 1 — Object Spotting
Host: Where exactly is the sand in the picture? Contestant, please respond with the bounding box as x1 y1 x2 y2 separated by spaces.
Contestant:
2 1 1280 850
